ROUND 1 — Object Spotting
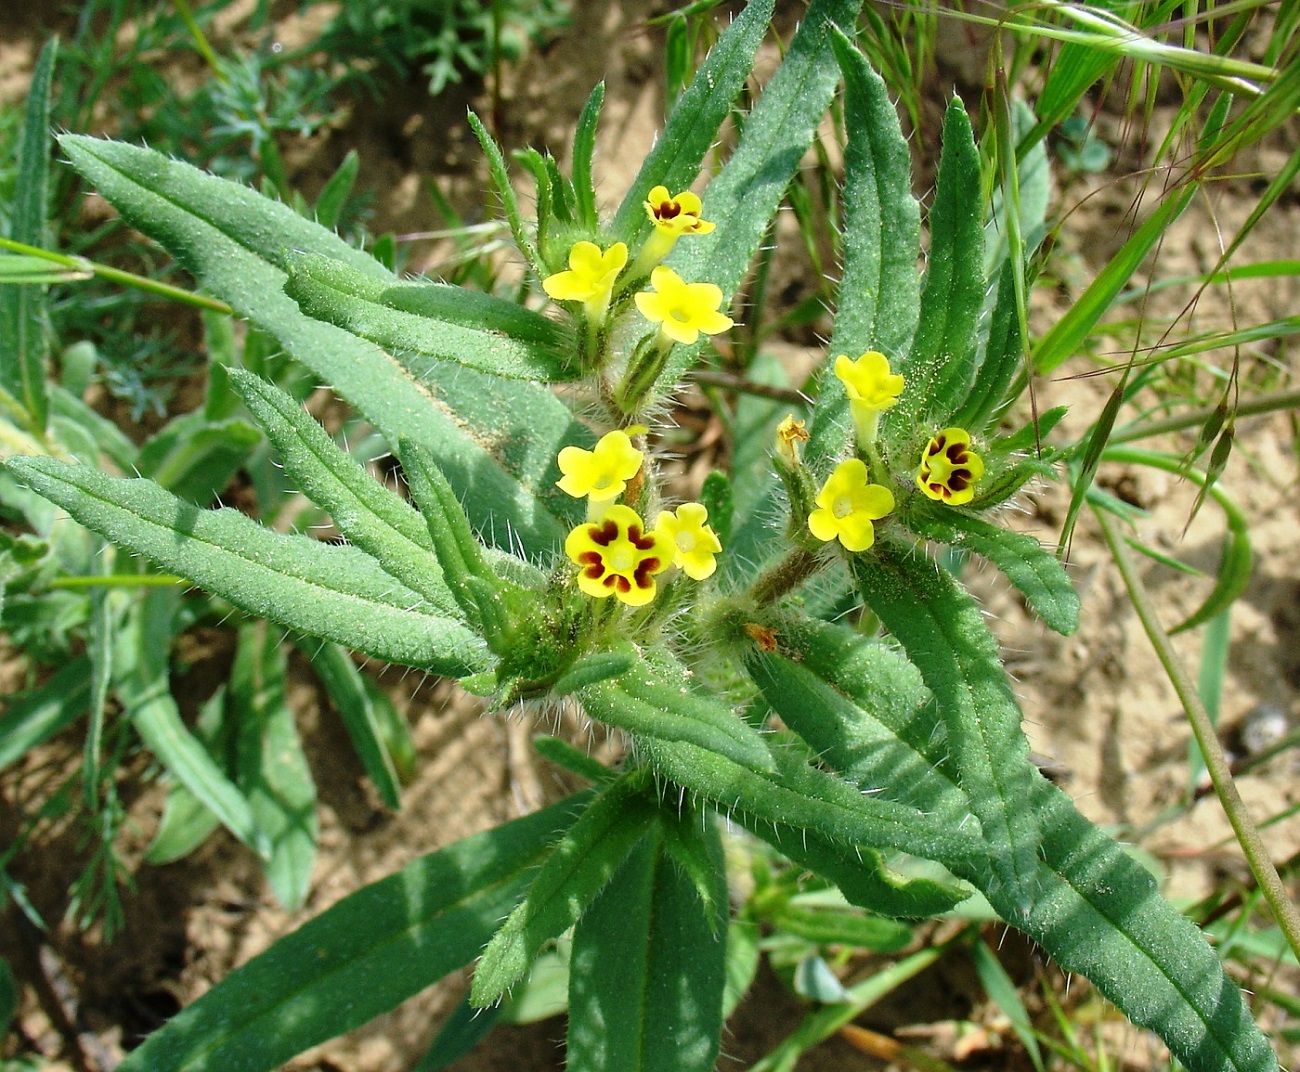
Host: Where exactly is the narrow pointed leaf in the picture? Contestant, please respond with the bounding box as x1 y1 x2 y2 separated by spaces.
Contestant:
471 773 659 1006
612 0 776 241
284 252 576 382
579 651 775 774
5 456 489 673
145 685 230 864
227 369 459 616
233 623 317 910
0 655 90 773
302 641 404 810
57 134 580 555
568 825 727 1072
851 536 1041 913
890 97 985 433
113 794 592 1072
905 510 1080 636
0 38 56 432
812 31 921 461
115 588 266 858
571 83 604 232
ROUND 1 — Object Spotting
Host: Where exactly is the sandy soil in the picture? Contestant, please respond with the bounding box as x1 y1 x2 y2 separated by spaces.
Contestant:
1 1 1297 1070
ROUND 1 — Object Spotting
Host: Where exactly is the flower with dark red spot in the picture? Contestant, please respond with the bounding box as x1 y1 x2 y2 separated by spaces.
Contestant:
564 504 673 606
916 427 984 506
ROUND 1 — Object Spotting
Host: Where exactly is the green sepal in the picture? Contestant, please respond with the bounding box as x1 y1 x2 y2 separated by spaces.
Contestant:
811 30 921 462
283 252 577 382
904 510 1080 636
578 649 776 775
470 771 660 1006
887 96 985 440
4 455 489 674
399 436 533 648
113 793 593 1072
568 820 728 1072
851 535 1041 915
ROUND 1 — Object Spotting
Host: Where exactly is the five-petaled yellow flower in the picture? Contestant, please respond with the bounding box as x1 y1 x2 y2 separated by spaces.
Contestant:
543 241 628 322
565 504 673 606
916 427 984 506
635 266 734 346
557 428 645 504
835 351 905 444
631 186 716 277
808 458 895 553
656 502 722 580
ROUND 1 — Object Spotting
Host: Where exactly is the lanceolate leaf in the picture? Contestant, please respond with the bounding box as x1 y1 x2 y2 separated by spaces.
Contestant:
905 510 1081 636
5 456 489 674
568 825 728 1072
227 368 460 617
115 588 266 859
57 135 581 555
760 611 1276 1072
612 0 776 242
890 97 986 435
0 656 90 773
579 651 775 775
232 623 317 911
113 794 593 1072
851 536 1041 913
471 773 659 1006
812 30 921 462
0 38 56 433
284 253 576 382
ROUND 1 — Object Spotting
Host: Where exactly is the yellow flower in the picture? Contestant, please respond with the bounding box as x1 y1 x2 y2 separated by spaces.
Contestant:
644 186 715 238
834 351 904 444
655 502 722 580
807 458 895 553
916 427 984 506
634 266 734 346
631 186 716 277
565 504 673 606
542 241 628 322
556 428 646 503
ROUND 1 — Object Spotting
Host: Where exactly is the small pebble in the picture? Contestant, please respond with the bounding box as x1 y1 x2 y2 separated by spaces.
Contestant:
1240 703 1290 756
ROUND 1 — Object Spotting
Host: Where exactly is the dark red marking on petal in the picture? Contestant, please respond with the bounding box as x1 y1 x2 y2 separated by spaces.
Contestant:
589 520 619 546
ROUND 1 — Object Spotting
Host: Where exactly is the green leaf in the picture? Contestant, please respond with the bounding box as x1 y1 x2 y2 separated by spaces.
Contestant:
568 824 727 1072
659 0 863 395
227 369 459 617
114 588 266 859
0 253 92 285
283 252 576 382
578 650 775 775
471 773 659 1006
5 456 489 674
232 623 317 910
971 939 1044 1072
851 536 1041 915
0 38 56 433
612 0 776 243
811 31 921 461
571 83 604 232
136 412 261 505
772 904 912 952
57 134 579 556
312 149 359 230
904 510 1080 636
0 655 90 773
302 641 404 811
0 956 16 1034
889 96 985 435
951 260 1024 433
114 794 591 1072
468 111 542 276
550 649 638 697
145 686 230 865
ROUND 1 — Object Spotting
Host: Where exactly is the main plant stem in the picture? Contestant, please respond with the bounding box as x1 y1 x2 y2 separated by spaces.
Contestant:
1096 507 1300 961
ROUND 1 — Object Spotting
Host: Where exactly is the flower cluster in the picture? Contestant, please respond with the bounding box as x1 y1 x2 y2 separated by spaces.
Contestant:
558 431 722 605
540 187 730 348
